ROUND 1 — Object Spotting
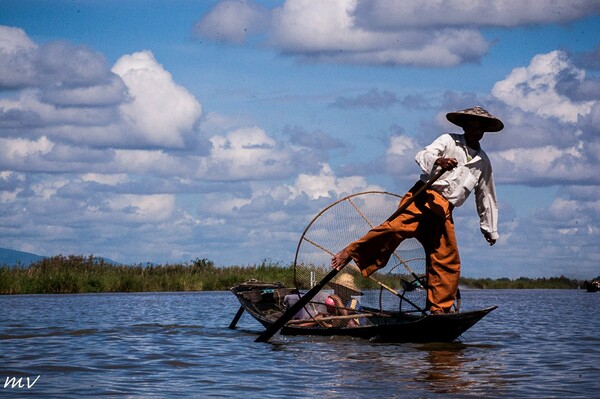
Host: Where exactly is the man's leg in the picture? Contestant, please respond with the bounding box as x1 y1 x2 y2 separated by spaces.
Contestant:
340 194 422 277
425 215 461 313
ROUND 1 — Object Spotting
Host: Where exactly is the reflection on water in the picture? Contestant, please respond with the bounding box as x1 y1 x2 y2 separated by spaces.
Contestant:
269 338 513 398
1 290 599 398
413 342 510 396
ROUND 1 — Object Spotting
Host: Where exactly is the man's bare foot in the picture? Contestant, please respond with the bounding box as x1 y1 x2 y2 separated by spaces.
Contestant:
331 249 351 270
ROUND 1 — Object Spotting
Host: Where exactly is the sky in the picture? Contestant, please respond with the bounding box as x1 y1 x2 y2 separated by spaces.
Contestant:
1 0 599 279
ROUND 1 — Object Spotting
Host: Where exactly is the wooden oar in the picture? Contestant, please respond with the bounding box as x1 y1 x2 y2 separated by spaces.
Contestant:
228 306 245 329
255 169 445 343
255 268 339 342
385 168 445 222
285 313 374 325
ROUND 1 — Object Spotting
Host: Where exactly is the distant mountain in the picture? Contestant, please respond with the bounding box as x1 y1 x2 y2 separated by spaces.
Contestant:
0 247 46 266
0 247 122 267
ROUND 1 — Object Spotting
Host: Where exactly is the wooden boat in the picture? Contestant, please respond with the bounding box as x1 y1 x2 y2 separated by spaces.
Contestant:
230 280 497 343
584 280 600 292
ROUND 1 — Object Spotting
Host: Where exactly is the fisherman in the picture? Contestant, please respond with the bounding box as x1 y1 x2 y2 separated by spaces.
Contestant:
332 106 503 314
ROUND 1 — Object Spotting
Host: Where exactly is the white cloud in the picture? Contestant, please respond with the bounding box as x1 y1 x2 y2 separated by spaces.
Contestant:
41 75 126 107
0 188 21 203
0 25 36 53
384 134 421 180
106 194 176 223
0 171 25 181
496 145 563 167
387 135 418 157
199 193 251 216
0 26 38 88
271 0 373 52
194 0 600 67
30 176 70 200
490 136 598 185
210 126 276 161
0 136 54 163
0 28 205 156
195 0 490 67
271 0 488 67
199 126 292 180
112 50 202 148
287 163 377 199
113 149 186 175
492 50 595 123
481 50 600 186
493 143 592 182
193 0 269 43
353 0 600 29
0 89 120 129
80 173 129 186
0 27 121 96
201 111 256 136
0 171 25 203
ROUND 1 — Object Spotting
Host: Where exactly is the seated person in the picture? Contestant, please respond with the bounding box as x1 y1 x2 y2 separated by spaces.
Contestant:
325 273 363 327
283 290 328 320
283 272 363 327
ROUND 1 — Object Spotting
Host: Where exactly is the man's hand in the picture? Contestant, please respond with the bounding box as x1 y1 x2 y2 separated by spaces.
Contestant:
331 249 351 270
434 157 458 171
484 233 496 246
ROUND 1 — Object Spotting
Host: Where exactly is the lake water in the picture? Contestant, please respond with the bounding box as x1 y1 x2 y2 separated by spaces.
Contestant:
1 289 598 398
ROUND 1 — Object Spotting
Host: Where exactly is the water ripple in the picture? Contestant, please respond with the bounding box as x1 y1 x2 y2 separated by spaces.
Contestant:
1 290 598 398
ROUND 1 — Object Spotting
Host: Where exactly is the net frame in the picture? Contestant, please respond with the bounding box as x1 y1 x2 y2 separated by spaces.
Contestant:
291 191 428 326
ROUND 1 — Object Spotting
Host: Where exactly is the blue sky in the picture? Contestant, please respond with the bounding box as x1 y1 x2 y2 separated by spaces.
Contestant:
1 0 599 279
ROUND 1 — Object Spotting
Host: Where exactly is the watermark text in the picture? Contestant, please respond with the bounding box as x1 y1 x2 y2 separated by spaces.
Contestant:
4 375 41 389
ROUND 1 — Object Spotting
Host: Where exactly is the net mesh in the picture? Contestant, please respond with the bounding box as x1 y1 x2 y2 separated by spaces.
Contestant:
293 191 427 323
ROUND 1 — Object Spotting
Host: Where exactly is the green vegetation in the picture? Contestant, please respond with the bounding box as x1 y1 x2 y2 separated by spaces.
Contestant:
0 255 587 294
460 276 580 289
0 255 294 295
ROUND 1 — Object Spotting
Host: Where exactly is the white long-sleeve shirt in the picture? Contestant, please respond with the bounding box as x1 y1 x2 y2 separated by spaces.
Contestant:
415 133 499 240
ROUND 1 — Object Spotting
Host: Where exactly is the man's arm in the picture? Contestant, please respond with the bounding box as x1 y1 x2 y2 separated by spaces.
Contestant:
415 134 454 174
475 164 499 246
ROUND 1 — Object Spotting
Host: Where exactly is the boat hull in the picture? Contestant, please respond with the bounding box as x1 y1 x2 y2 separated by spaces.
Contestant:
230 281 496 343
584 280 599 292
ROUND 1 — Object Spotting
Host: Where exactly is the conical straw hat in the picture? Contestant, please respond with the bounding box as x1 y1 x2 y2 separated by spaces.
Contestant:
329 272 362 296
446 106 504 132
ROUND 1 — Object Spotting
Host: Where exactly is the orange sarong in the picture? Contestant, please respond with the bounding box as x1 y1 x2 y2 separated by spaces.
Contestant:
345 182 460 313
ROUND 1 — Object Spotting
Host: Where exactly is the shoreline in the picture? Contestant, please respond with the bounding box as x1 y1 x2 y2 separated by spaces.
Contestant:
1 255 590 294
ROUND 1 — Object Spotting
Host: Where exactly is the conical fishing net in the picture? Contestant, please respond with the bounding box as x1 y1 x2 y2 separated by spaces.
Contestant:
291 191 427 328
